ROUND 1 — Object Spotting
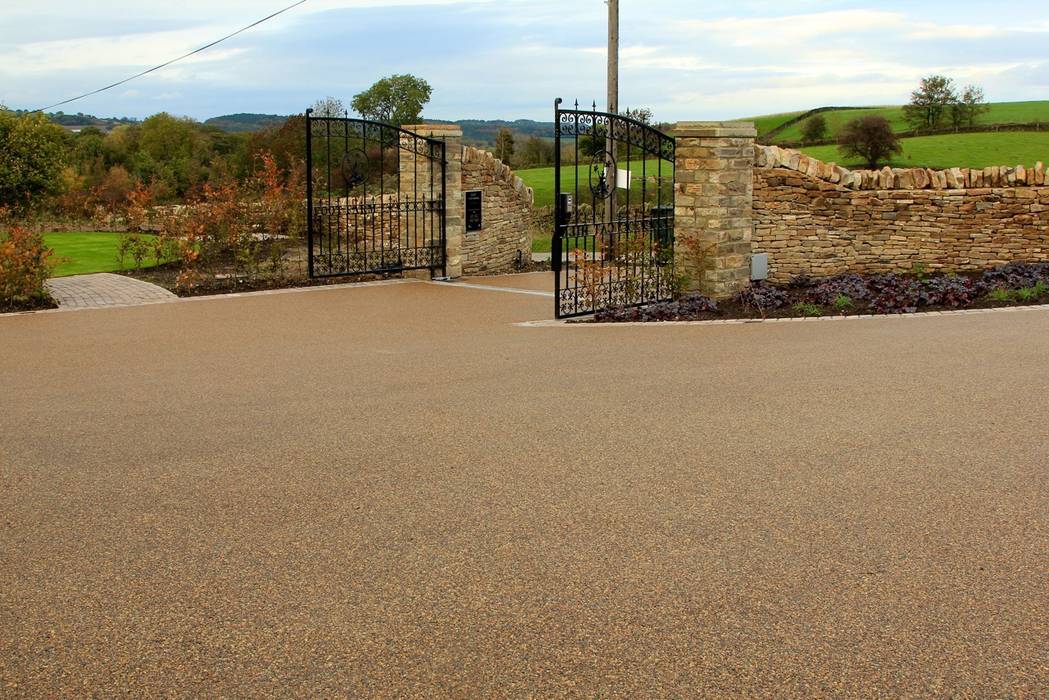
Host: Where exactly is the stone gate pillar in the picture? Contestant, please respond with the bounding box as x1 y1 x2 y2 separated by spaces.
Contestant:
401 124 463 279
673 122 756 297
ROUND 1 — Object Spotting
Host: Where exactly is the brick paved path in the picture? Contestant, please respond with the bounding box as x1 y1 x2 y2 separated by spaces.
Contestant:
46 273 176 309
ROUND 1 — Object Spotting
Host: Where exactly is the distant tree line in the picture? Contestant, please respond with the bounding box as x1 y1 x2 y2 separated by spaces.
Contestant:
0 74 441 215
0 106 310 215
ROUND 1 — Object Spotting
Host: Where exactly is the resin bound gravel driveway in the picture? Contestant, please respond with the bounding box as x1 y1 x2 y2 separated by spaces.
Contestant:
2 274 1047 697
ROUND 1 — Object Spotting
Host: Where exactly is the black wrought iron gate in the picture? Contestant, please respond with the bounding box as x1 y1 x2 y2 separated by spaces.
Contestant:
553 99 676 318
306 111 446 278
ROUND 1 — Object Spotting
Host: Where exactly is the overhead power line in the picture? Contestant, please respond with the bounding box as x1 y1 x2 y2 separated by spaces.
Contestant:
33 0 308 113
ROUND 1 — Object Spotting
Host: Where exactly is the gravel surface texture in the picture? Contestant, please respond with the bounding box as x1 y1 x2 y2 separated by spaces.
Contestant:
2 273 1047 696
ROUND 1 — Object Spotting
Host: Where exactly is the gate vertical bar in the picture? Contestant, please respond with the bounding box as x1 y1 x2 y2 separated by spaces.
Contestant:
439 139 447 278
305 108 315 279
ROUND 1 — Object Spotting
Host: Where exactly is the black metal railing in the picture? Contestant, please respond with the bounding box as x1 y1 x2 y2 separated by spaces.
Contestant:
306 111 446 279
553 99 676 318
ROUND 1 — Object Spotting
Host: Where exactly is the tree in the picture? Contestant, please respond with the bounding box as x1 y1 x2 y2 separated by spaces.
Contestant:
494 128 515 163
623 107 653 125
801 114 828 144
351 74 432 126
312 97 347 118
903 75 958 131
0 109 69 210
951 84 989 128
579 124 608 158
135 113 210 197
246 115 306 177
838 116 902 169
519 136 554 168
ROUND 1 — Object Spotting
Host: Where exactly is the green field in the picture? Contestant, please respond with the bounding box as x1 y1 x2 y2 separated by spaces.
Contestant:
754 101 1049 143
800 131 1049 170
517 158 675 209
44 232 166 277
743 110 808 137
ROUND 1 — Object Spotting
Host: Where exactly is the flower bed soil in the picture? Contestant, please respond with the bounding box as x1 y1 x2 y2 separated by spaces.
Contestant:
0 296 58 314
586 263 1049 323
122 261 400 297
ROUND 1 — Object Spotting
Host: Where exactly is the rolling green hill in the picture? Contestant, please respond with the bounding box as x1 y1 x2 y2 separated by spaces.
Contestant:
747 110 808 136
800 131 1049 170
749 101 1049 143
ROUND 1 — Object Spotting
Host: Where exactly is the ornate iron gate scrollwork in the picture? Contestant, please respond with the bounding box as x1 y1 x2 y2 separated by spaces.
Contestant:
306 111 446 278
552 99 676 318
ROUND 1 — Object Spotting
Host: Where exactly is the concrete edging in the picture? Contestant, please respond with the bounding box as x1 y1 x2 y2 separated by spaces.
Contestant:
515 303 1049 327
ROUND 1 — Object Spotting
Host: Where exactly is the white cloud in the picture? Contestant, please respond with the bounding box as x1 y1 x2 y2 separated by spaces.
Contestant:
904 24 1004 40
676 10 907 46
4 28 249 74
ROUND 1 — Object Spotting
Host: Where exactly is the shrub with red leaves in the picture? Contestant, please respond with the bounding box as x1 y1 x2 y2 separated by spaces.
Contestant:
1 227 55 309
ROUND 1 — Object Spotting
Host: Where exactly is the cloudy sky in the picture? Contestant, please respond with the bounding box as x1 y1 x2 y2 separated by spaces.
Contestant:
2 0 1048 122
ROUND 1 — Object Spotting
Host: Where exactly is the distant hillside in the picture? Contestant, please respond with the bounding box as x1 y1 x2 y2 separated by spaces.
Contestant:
11 110 138 132
21 107 556 145
203 113 555 146
204 113 288 133
434 119 554 147
745 100 1049 144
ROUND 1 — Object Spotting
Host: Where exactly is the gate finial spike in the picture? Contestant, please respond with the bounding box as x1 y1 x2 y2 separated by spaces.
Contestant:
592 100 597 112
574 99 579 110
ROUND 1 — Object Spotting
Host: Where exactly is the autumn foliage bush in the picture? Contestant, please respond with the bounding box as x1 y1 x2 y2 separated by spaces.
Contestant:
138 149 306 290
1 226 56 309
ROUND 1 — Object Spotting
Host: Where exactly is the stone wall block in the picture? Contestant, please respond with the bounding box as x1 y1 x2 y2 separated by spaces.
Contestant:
456 145 534 275
752 146 1049 282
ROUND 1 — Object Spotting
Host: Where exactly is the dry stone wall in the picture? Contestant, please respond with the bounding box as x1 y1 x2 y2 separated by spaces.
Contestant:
753 145 1049 281
460 146 534 275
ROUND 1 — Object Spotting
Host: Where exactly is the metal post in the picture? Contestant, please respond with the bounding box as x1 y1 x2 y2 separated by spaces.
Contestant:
604 0 619 232
305 108 314 279
607 0 618 117
439 138 447 279
553 98 563 318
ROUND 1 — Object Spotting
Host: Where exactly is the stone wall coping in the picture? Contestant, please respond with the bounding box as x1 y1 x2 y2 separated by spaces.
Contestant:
462 146 535 208
675 121 757 138
756 144 1047 190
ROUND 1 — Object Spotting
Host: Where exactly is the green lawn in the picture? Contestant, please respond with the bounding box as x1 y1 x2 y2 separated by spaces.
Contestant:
532 235 552 254
44 231 165 277
739 110 808 137
763 100 1049 143
800 131 1049 170
518 158 675 209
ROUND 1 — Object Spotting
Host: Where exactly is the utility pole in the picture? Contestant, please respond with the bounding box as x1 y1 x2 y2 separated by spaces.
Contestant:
605 0 619 227
607 0 618 115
